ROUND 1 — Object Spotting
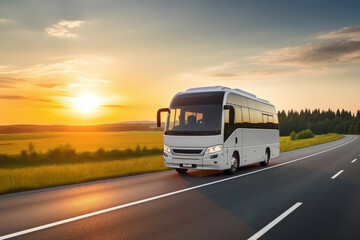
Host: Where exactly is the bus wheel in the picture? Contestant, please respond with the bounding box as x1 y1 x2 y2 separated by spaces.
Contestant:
175 168 188 174
260 149 270 166
225 155 239 175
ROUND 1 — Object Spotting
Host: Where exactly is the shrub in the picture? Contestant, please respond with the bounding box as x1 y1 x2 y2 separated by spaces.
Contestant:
95 148 105 157
21 150 28 159
47 144 76 160
28 142 35 154
290 131 296 140
0 154 10 161
296 129 314 140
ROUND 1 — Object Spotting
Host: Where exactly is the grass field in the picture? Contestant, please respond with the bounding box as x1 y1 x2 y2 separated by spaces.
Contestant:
0 131 163 155
0 155 168 194
0 131 344 194
280 133 343 152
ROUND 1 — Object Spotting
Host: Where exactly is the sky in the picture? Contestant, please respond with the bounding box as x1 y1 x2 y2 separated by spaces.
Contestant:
1 0 360 124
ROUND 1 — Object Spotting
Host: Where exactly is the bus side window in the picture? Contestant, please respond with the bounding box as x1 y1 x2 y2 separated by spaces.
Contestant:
225 109 229 124
268 115 274 123
168 109 177 129
249 109 262 124
262 114 268 123
274 114 279 124
242 107 250 123
235 106 242 124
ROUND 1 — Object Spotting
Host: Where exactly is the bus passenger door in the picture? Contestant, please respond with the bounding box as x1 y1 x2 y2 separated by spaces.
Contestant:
235 128 243 166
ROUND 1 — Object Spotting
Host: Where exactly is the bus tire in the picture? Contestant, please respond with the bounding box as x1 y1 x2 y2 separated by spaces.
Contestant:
260 148 270 166
225 154 239 175
175 168 188 174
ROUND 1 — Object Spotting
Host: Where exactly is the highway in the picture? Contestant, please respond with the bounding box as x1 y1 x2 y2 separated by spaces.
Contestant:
0 135 359 240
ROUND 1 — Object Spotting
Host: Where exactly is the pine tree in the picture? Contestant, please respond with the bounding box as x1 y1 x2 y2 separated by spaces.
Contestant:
278 108 359 136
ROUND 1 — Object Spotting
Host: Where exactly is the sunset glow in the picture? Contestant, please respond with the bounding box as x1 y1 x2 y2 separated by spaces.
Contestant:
0 1 359 124
74 95 101 114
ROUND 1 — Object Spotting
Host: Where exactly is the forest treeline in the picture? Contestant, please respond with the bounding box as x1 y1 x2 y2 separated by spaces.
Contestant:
278 109 360 136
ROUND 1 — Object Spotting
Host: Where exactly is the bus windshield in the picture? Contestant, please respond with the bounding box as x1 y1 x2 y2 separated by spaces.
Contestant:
165 105 222 135
165 92 224 136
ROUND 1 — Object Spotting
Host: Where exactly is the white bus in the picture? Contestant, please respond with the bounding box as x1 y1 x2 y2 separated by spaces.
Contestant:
157 86 279 174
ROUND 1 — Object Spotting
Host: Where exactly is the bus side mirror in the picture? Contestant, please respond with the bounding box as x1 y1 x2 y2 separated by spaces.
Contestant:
224 105 235 125
157 108 170 127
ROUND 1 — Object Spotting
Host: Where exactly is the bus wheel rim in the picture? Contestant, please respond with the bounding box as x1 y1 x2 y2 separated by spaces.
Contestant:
231 156 237 170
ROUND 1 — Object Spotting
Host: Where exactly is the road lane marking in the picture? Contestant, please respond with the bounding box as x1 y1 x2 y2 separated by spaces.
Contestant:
0 137 356 240
331 170 344 179
351 158 357 163
248 202 303 240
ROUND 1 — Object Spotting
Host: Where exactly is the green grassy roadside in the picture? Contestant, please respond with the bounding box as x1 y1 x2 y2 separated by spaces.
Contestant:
0 133 344 195
280 133 343 152
0 155 168 194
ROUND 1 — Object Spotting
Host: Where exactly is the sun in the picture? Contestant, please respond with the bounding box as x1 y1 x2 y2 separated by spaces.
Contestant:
74 95 101 113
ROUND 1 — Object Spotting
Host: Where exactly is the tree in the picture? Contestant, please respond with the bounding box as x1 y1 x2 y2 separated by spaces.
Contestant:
290 131 296 140
278 108 359 136
355 120 360 134
349 125 355 134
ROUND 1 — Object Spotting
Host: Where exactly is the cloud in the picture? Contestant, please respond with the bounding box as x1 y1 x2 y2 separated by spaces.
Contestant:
49 104 66 109
210 73 238 78
0 60 82 77
0 95 26 100
32 98 55 103
318 26 360 40
100 105 124 108
45 20 84 38
0 76 25 88
201 62 239 73
182 58 294 81
206 68 294 79
0 57 108 86
35 82 67 89
0 57 111 94
262 41 360 65
178 62 295 82
78 77 110 84
0 94 57 105
0 18 9 23
255 26 360 66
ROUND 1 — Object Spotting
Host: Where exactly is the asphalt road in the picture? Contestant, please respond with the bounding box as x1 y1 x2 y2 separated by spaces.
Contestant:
0 135 359 240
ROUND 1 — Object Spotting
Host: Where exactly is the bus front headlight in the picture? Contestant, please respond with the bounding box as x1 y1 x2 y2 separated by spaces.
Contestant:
206 145 223 154
164 144 171 154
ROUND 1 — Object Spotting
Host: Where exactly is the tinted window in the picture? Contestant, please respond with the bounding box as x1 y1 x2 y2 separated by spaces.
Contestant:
249 109 262 124
262 114 268 123
274 114 279 124
263 104 276 113
268 115 274 123
227 94 248 107
235 107 242 123
247 99 260 110
247 98 276 113
171 91 225 106
166 105 222 135
242 107 250 122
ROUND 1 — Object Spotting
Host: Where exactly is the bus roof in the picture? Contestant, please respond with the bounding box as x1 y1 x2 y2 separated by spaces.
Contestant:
183 86 273 106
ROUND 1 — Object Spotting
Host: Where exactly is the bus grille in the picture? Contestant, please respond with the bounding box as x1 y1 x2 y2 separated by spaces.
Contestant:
172 149 203 154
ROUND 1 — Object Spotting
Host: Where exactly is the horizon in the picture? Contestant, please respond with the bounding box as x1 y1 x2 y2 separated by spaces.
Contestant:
1 1 360 125
0 107 358 126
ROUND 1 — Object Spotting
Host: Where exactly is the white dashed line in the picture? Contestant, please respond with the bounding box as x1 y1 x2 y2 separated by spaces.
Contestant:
331 170 344 179
248 202 303 240
0 137 356 240
351 158 357 163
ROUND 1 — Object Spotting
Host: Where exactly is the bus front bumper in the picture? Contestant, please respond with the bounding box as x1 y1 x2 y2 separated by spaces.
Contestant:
163 151 226 170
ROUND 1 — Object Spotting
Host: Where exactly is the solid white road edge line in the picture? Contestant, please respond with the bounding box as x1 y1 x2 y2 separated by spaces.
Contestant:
0 136 357 240
247 202 303 240
351 158 357 163
331 170 344 179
